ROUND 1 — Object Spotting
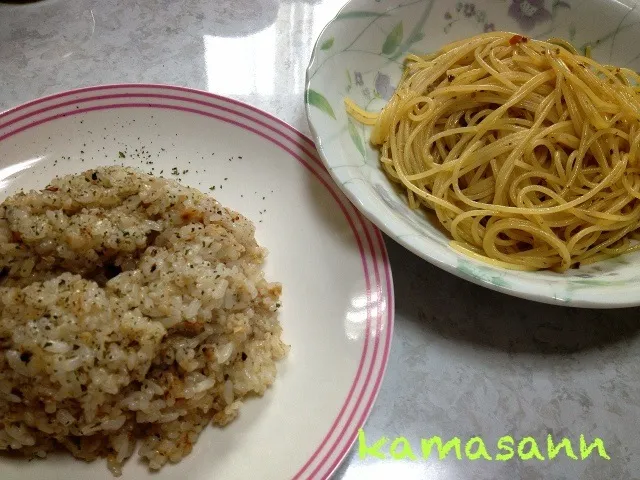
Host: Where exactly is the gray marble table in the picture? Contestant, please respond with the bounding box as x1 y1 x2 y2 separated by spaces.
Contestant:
2 1 640 479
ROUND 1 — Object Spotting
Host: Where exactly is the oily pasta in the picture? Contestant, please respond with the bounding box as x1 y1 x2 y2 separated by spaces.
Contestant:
346 32 640 272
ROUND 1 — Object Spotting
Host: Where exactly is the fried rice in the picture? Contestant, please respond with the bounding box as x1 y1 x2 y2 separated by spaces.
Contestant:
0 166 287 475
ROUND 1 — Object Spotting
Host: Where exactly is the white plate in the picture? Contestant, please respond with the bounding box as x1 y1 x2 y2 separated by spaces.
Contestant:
306 0 640 308
0 85 394 480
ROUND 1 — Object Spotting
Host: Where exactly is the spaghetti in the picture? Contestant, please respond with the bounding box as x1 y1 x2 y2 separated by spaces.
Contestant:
346 32 640 272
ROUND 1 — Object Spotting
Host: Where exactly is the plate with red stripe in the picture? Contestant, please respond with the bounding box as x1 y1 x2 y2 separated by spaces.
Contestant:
0 85 394 480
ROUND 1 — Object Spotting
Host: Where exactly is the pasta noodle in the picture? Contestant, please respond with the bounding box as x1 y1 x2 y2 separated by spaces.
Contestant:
346 31 640 272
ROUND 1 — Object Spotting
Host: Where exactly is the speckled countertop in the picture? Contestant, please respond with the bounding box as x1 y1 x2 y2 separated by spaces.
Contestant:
2 1 640 479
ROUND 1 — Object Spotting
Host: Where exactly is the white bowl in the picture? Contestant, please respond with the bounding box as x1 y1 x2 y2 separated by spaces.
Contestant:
306 0 640 308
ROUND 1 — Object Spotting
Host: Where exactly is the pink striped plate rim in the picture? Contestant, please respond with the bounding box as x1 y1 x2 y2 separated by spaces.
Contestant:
0 84 394 480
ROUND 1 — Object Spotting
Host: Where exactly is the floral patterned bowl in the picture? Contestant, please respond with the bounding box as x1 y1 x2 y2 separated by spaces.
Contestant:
305 0 640 308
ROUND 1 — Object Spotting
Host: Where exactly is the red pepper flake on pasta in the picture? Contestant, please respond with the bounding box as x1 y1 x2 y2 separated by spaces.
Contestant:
509 34 528 45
